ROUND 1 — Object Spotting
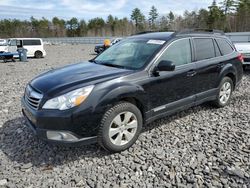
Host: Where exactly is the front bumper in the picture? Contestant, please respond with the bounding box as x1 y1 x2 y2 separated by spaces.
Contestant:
21 97 99 145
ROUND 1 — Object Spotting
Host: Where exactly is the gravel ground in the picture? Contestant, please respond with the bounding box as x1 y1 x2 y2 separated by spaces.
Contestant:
0 44 249 188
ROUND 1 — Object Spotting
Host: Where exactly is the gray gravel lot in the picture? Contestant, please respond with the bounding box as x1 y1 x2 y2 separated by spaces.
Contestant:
0 44 249 188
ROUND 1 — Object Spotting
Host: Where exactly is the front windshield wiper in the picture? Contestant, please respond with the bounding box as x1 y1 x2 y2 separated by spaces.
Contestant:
89 59 130 69
89 59 97 64
100 62 127 69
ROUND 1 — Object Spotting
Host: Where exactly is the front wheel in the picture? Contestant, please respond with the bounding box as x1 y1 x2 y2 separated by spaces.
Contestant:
213 77 233 108
98 102 142 152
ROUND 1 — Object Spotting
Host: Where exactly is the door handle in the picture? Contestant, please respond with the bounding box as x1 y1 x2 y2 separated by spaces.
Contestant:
187 70 197 77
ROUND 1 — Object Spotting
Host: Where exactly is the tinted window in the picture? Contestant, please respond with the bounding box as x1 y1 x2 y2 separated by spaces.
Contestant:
194 38 215 61
23 40 41 46
216 38 234 55
158 38 192 66
214 40 221 57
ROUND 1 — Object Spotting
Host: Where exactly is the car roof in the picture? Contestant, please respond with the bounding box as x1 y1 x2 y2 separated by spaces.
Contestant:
176 33 227 39
128 31 228 41
8 38 42 40
128 32 175 41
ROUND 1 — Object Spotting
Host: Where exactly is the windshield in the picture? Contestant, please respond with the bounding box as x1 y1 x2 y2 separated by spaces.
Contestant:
94 39 165 70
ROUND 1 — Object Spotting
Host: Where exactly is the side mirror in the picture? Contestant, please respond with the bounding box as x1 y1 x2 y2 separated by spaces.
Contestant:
157 60 175 72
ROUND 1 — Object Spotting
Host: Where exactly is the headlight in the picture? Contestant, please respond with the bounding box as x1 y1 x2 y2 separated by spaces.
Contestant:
42 85 94 110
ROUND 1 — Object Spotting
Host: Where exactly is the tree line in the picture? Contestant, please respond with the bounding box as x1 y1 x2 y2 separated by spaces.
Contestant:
0 0 249 38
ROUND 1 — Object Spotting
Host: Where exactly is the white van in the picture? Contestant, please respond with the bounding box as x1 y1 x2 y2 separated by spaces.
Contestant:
7 38 46 58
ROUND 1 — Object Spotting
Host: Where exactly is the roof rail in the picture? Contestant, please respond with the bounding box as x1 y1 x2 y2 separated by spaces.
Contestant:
176 28 225 35
132 30 162 35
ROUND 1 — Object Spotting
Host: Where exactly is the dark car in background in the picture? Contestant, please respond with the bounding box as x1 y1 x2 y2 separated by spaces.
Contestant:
22 30 243 152
94 38 122 54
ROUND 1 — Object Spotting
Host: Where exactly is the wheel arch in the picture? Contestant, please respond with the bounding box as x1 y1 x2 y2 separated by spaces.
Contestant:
94 83 148 120
119 97 145 122
225 72 236 90
218 64 237 90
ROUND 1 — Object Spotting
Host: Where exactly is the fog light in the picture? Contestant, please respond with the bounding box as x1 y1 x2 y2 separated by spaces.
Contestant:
46 131 78 141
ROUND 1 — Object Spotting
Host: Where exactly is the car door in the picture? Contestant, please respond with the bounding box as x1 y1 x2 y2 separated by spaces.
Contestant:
145 38 197 115
7 39 17 52
193 37 222 101
23 40 33 57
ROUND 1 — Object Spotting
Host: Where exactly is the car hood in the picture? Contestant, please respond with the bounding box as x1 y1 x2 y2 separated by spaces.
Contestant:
30 62 132 95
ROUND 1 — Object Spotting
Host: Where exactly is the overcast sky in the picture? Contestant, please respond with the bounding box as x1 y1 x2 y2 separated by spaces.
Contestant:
0 0 221 20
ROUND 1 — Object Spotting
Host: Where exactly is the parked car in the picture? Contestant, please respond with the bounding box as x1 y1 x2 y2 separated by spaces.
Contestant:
94 43 105 54
111 38 122 45
94 38 122 54
22 30 243 152
7 38 46 58
234 42 250 70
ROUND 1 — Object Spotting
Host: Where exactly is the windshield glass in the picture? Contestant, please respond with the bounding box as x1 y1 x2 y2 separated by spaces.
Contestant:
94 39 165 70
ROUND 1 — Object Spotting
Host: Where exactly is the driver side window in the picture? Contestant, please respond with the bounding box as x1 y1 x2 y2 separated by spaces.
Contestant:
158 38 192 66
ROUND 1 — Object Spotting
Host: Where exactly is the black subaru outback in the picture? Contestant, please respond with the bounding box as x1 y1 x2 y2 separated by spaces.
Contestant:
22 30 243 152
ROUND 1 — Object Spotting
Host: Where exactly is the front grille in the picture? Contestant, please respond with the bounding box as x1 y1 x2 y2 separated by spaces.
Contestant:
25 85 43 110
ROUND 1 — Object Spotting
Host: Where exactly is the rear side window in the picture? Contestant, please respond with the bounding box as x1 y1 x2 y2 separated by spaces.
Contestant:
214 40 221 57
194 38 215 61
158 38 192 66
216 38 234 55
23 40 41 46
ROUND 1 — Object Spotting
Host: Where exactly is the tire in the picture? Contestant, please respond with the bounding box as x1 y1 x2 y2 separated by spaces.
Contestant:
213 77 233 108
34 51 43 58
98 102 143 152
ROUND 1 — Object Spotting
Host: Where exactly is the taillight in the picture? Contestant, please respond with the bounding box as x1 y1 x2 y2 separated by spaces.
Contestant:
238 54 244 63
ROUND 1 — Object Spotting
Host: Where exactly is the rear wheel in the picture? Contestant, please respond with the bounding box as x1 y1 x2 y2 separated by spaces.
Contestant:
34 51 43 58
213 77 233 107
98 102 142 152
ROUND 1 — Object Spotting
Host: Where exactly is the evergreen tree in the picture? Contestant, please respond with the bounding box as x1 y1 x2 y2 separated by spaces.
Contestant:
148 6 158 30
131 8 145 32
208 0 225 30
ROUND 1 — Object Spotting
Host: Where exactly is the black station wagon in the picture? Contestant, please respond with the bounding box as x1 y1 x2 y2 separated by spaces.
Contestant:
22 30 243 152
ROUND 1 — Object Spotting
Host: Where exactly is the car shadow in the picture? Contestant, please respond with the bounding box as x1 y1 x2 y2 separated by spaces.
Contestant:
0 117 111 168
141 103 215 133
0 103 214 168
243 68 250 74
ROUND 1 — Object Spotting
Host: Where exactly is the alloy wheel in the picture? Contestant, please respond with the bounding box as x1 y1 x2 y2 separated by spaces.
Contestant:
108 111 138 146
219 81 232 104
